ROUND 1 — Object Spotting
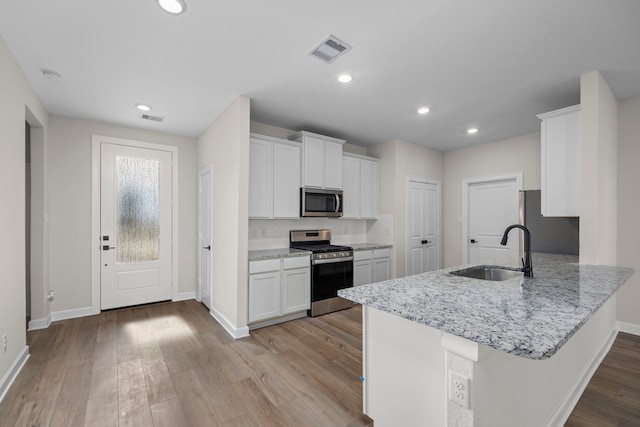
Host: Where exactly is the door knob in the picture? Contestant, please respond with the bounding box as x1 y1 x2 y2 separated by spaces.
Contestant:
470 239 478 244
203 245 211 251
102 245 116 250
421 240 429 244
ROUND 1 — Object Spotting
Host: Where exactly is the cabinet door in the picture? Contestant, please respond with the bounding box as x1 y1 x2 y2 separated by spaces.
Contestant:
282 267 310 314
342 156 361 218
540 108 580 216
324 141 343 189
249 139 273 218
248 271 281 322
372 257 390 282
354 259 373 286
273 142 301 218
302 136 325 188
360 159 379 219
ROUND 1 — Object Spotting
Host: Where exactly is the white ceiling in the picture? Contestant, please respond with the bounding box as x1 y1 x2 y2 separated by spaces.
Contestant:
1 0 639 151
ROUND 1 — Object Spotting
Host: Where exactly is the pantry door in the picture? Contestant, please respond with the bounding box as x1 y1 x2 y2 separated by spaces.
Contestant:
100 142 173 310
406 179 440 276
463 175 521 264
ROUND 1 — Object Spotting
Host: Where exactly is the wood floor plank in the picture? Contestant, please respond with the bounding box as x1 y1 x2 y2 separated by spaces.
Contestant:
118 358 154 427
150 397 188 427
83 394 118 427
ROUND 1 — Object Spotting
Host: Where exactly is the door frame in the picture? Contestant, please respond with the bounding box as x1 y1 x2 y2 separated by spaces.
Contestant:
461 173 522 264
90 135 179 314
405 177 441 275
197 164 213 305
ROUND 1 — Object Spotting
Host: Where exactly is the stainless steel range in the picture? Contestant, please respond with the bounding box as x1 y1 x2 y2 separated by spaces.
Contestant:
289 229 354 317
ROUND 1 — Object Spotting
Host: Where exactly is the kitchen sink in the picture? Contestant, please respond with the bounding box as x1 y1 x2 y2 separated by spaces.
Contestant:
449 265 524 281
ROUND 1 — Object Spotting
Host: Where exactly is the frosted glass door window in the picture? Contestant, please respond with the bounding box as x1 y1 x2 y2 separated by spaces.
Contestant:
116 156 160 263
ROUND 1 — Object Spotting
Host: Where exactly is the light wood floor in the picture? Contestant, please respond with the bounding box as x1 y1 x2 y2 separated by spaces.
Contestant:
2 301 639 427
565 332 640 426
0 300 372 427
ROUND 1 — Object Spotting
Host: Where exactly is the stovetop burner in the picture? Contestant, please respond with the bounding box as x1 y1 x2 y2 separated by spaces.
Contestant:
290 243 353 253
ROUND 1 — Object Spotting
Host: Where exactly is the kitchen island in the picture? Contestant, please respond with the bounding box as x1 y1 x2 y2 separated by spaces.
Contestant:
338 253 634 427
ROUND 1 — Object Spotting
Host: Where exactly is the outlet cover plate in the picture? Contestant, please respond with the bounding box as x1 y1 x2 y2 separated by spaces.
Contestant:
449 371 470 409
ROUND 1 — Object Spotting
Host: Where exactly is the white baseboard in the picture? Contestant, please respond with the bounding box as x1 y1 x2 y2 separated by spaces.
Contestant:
546 326 618 427
0 346 29 404
174 291 196 302
51 306 94 322
28 313 52 331
210 307 250 339
248 311 307 330
617 321 640 336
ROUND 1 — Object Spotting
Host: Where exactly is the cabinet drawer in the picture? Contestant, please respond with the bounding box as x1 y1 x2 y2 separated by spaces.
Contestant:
249 259 281 274
283 256 310 270
373 248 391 259
354 250 373 261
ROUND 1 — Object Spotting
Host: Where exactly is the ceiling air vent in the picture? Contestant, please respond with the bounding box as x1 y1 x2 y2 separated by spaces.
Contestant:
309 35 352 63
141 114 165 123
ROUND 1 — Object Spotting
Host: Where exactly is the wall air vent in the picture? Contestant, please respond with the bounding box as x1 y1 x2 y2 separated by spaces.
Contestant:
309 35 352 63
141 114 165 123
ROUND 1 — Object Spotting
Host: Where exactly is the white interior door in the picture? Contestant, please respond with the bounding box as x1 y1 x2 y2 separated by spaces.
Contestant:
100 143 172 310
407 180 439 276
466 178 520 264
199 165 212 310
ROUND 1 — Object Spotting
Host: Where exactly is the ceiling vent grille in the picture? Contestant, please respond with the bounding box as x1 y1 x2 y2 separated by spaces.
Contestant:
309 35 352 63
141 114 165 123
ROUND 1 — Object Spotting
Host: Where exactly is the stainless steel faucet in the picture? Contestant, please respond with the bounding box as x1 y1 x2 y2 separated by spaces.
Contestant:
500 224 533 277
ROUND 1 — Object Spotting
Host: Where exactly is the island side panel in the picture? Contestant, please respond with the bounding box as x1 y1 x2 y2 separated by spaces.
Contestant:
473 295 618 427
363 305 447 426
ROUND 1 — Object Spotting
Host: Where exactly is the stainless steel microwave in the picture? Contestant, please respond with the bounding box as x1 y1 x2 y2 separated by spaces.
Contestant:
300 188 343 217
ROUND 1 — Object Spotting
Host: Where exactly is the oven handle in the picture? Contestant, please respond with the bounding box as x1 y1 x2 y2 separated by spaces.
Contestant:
312 256 353 265
335 194 340 213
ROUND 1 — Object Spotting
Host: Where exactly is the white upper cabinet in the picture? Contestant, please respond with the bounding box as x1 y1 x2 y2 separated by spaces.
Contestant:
289 131 345 190
342 153 380 219
249 133 300 219
537 105 580 217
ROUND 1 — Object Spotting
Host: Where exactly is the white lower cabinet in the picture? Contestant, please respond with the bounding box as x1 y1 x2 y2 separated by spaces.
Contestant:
354 248 391 286
248 256 310 327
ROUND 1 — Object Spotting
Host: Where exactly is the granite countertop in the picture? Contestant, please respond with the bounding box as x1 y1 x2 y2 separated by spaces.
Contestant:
248 248 311 261
338 253 634 360
350 243 393 251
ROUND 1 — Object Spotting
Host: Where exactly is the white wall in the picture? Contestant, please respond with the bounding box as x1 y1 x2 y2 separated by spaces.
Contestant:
46 115 197 312
442 133 541 267
616 95 640 326
198 97 250 334
579 71 618 265
369 139 444 278
0 35 48 385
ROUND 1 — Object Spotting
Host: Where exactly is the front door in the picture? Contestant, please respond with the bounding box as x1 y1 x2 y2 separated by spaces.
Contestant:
198 165 212 310
100 142 172 310
466 177 520 264
407 180 439 276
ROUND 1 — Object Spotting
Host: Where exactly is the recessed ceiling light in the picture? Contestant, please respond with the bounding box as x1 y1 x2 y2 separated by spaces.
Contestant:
467 128 479 134
417 107 430 114
338 74 352 83
136 104 152 111
157 0 186 14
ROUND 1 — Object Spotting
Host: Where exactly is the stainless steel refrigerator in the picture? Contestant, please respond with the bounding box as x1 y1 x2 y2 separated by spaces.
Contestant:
519 190 579 255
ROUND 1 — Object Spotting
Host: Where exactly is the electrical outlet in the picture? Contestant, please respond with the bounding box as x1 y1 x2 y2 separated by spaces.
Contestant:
2 334 7 353
449 371 470 409
47 290 55 301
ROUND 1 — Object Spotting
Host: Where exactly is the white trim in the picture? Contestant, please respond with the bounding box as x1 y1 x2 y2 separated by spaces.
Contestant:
0 346 29 404
91 135 180 314
248 311 307 330
405 177 441 275
617 321 640 336
51 306 94 322
461 172 523 264
441 332 479 361
210 306 250 339
545 326 617 427
175 291 196 302
28 313 52 330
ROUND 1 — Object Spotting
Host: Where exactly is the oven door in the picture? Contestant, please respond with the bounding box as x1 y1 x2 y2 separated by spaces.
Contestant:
310 259 353 316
